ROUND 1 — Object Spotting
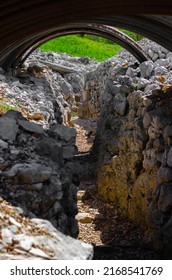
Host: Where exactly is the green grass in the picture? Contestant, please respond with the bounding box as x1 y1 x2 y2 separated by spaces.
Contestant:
0 102 19 112
40 35 122 61
119 29 143 41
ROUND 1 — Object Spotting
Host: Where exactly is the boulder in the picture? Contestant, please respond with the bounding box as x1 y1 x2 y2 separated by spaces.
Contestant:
0 117 18 142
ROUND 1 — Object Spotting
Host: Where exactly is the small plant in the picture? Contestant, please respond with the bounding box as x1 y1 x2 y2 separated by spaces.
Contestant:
0 102 19 112
72 111 78 117
131 83 138 90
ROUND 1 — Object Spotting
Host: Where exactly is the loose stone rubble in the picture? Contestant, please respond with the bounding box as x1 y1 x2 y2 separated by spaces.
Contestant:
0 108 81 238
0 37 172 259
0 198 93 259
78 38 172 119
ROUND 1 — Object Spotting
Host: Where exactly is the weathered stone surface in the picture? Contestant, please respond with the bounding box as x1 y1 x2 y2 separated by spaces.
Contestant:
113 92 127 116
0 208 93 260
1 228 13 245
14 234 34 251
76 212 93 223
18 119 44 134
62 145 77 159
9 217 22 228
158 183 172 212
36 138 63 163
0 139 8 149
140 61 154 78
49 123 76 143
158 167 172 183
0 117 18 142
167 147 172 167
3 163 52 184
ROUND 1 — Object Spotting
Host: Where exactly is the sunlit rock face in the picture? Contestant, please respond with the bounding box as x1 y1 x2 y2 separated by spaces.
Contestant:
87 40 172 256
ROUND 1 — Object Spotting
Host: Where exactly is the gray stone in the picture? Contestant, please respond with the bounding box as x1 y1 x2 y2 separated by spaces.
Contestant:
3 163 52 184
154 58 170 68
144 83 161 93
16 164 52 184
143 113 152 129
151 115 165 130
158 167 172 183
49 124 76 144
113 92 127 116
62 145 76 159
0 117 18 142
158 183 172 212
36 138 63 163
14 234 34 251
29 247 51 259
1 228 13 245
18 119 44 134
148 126 162 140
0 139 8 149
126 67 138 78
139 61 154 78
137 78 150 90
31 218 93 259
2 110 25 120
154 66 168 75
20 183 44 191
167 148 172 167
163 126 172 139
152 52 159 62
9 217 22 228
2 163 24 177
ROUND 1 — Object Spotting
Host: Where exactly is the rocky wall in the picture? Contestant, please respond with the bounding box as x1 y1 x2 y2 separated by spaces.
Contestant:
0 109 81 238
78 38 171 120
89 43 172 257
0 52 96 259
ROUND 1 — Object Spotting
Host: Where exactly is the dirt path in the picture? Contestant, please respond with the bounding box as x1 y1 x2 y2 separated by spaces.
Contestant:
74 117 161 259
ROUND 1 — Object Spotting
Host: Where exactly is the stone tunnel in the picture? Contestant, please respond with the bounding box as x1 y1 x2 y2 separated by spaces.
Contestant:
0 0 172 259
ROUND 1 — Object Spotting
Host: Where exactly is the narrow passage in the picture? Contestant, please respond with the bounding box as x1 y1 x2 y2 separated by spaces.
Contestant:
73 116 160 260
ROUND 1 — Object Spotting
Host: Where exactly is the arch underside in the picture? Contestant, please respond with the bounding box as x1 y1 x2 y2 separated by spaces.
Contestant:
0 1 172 69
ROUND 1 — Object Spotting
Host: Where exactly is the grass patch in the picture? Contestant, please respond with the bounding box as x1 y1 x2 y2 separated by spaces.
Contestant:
40 35 122 61
0 102 19 112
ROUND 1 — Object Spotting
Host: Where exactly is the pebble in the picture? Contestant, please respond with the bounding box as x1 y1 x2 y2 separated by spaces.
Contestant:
1 228 13 245
9 217 22 228
29 247 50 259
76 212 93 223
14 235 34 251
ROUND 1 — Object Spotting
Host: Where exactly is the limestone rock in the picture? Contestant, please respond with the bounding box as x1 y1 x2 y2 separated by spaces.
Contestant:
0 139 8 149
76 212 93 223
158 183 172 212
1 228 13 245
139 61 154 78
36 138 63 163
113 92 127 116
0 117 18 142
3 163 52 184
49 123 76 144
14 234 34 251
158 167 172 183
18 119 44 134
